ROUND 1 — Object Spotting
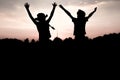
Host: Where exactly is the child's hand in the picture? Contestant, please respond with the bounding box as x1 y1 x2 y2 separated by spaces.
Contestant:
59 4 63 8
24 2 30 9
52 2 57 7
94 7 97 12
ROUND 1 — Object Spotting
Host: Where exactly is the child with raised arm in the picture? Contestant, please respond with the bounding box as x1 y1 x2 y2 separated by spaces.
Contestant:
59 5 97 41
24 2 57 45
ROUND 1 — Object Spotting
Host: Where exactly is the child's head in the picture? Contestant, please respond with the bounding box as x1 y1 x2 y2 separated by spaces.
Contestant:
36 13 48 21
77 9 86 18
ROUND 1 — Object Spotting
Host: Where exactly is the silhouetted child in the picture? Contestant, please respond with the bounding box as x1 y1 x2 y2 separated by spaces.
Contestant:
24 2 57 46
59 5 97 41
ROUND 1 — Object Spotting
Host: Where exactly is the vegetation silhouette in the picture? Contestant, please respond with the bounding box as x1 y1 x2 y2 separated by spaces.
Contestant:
24 2 57 47
59 4 97 41
0 34 120 67
0 33 120 53
1 33 119 67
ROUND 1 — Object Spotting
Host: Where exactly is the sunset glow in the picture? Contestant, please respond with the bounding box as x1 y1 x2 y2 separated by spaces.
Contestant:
0 0 120 41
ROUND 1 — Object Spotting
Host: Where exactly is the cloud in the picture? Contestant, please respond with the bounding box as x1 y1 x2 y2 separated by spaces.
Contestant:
63 0 120 6
0 0 119 10
0 0 22 11
0 0 119 19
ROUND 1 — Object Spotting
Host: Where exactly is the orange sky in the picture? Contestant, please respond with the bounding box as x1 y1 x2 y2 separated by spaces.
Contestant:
0 0 120 41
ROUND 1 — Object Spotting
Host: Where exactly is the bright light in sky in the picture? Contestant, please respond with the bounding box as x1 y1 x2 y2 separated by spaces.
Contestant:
0 0 120 41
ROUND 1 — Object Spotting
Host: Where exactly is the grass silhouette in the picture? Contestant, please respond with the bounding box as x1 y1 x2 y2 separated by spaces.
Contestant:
0 32 120 52
0 33 119 67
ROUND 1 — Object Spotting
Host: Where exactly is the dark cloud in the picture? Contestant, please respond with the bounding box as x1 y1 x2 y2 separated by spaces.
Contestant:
100 0 120 11
0 0 25 11
0 0 55 11
62 0 120 6
0 0 119 12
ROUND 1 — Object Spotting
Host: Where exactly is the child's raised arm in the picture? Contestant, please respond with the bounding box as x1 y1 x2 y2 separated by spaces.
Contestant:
87 7 97 19
24 2 36 24
47 2 57 23
59 4 74 19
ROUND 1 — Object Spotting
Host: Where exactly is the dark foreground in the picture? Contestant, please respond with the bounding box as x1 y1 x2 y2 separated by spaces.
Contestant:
0 33 119 74
0 33 120 53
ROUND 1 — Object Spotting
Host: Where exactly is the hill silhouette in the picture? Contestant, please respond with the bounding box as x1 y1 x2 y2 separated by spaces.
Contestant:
0 33 120 68
0 32 120 53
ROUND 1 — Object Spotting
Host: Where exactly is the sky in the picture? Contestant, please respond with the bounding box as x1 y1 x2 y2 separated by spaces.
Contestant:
0 0 120 41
